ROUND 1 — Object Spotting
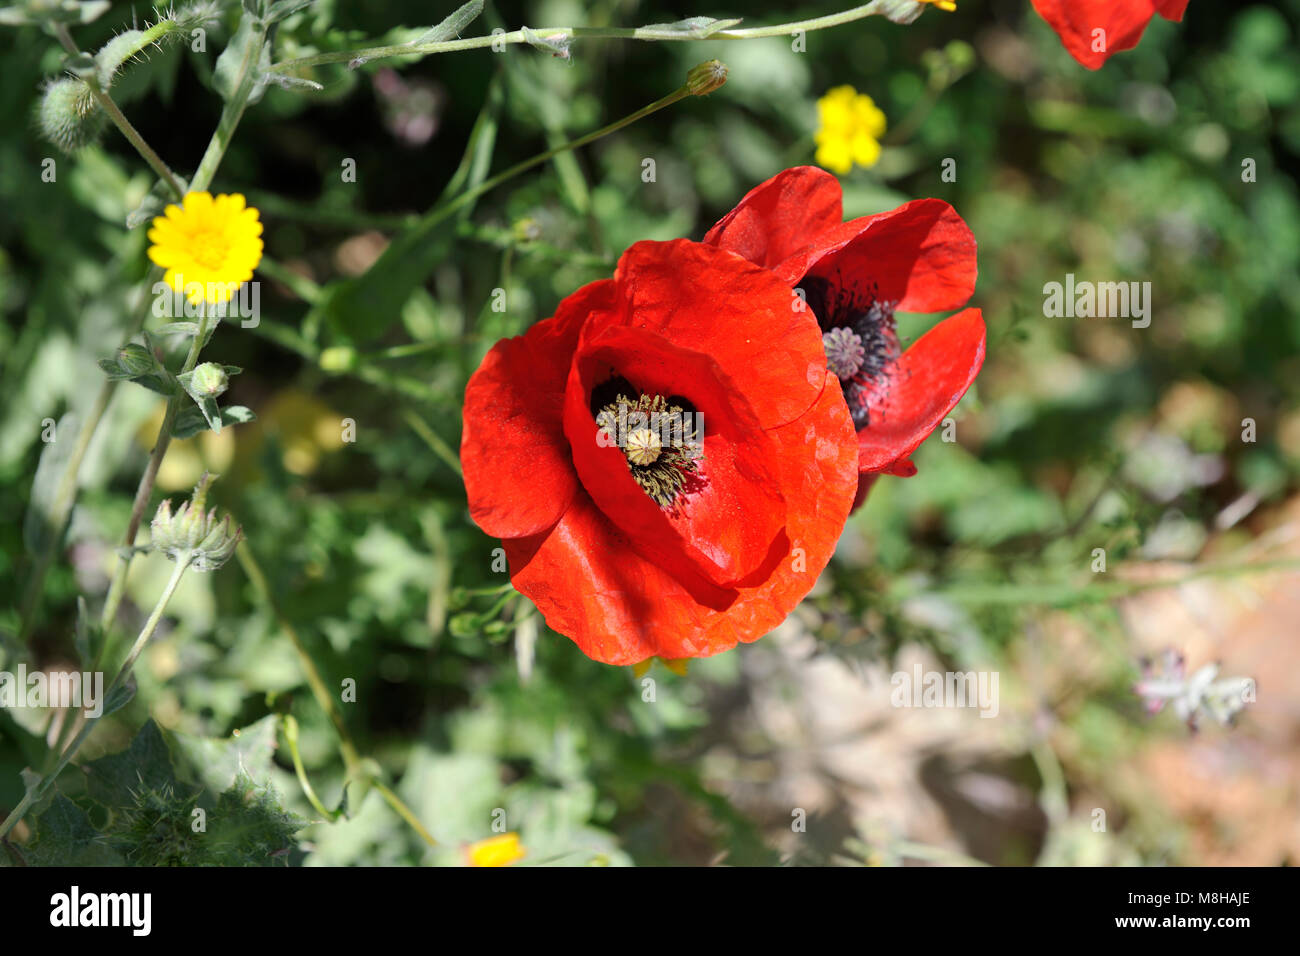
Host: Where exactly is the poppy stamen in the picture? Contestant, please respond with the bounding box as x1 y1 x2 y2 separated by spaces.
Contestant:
595 392 702 507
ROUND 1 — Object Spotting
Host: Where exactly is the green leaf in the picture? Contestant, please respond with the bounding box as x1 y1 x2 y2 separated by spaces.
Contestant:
410 0 483 45
27 794 125 866
521 26 570 59
172 715 279 793
126 176 187 229
638 17 741 38
84 720 177 808
263 71 323 93
152 322 200 336
100 679 136 718
72 596 96 663
311 75 503 342
22 411 78 557
266 0 313 24
214 11 272 104
171 403 255 439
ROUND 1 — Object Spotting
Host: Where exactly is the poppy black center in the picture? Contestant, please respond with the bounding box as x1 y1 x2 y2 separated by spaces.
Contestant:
589 376 703 508
800 276 899 429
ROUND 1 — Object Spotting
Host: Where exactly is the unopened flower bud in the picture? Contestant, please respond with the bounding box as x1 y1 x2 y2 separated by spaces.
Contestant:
116 343 158 377
319 346 358 373
150 472 242 571
190 362 229 396
37 77 106 154
686 60 728 97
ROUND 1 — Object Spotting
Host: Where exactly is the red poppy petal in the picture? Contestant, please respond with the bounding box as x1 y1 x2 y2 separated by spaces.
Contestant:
1031 0 1185 70
702 166 844 270
851 473 881 514
461 279 615 538
856 308 986 472
563 322 789 592
610 239 828 429
505 373 857 665
774 199 977 314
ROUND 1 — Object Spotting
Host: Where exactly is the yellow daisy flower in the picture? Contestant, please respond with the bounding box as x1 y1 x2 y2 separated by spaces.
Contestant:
814 85 887 175
466 833 527 867
148 191 264 305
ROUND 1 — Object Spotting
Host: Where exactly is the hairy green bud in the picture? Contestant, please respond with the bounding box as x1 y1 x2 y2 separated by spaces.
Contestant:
190 362 229 397
37 78 106 153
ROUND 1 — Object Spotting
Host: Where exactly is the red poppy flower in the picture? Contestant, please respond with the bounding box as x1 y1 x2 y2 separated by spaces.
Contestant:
703 166 985 511
1031 0 1189 70
461 238 859 666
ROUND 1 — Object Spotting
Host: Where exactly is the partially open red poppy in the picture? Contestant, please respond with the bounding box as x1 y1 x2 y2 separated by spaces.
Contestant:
461 238 858 666
703 166 985 511
1031 0 1189 70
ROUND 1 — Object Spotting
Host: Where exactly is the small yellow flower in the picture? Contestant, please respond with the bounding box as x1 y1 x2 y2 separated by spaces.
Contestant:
814 85 887 175
917 0 957 10
467 833 526 867
148 191 263 305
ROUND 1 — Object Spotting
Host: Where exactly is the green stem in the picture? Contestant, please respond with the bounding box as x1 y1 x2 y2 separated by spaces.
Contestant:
98 312 212 643
51 24 185 199
281 715 342 821
402 409 463 477
21 269 162 644
17 381 114 641
190 19 270 192
269 4 900 73
0 556 192 841
372 780 437 849
236 543 362 776
241 547 436 849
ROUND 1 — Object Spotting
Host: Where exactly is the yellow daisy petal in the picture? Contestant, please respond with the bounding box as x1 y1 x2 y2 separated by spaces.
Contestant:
148 191 264 306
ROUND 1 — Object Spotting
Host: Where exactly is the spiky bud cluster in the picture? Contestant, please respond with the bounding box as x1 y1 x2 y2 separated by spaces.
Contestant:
150 472 242 571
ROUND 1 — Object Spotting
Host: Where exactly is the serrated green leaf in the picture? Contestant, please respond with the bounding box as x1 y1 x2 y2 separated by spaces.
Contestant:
27 794 125 866
172 715 279 793
84 720 178 808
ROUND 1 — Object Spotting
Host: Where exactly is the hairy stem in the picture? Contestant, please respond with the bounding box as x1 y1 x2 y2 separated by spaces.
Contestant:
52 24 185 199
269 3 902 73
